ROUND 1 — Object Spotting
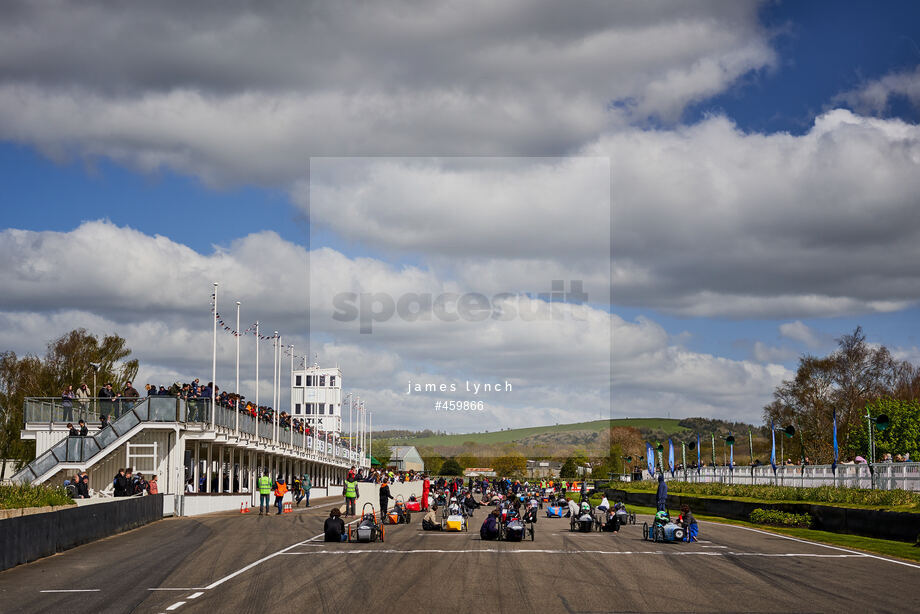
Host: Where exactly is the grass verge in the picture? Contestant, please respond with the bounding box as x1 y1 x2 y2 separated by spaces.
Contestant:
611 481 920 513
619 502 920 563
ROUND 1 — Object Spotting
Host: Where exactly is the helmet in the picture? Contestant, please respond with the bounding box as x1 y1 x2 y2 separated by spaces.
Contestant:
581 502 590 511
450 497 457 503
655 510 669 523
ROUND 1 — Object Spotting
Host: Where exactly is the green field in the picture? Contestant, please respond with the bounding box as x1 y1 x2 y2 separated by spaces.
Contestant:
394 418 688 447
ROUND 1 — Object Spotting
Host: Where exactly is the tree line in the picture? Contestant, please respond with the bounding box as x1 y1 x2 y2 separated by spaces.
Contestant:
0 329 138 479
763 326 920 464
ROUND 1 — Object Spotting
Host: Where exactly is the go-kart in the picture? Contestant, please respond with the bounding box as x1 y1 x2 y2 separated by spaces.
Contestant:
348 503 385 543
441 501 469 532
500 516 531 541
642 511 685 542
613 504 636 526
545 499 569 518
405 494 422 512
570 508 594 533
385 497 411 525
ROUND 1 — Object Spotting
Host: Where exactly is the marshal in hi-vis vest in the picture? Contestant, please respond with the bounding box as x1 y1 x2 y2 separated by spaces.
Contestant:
344 479 357 498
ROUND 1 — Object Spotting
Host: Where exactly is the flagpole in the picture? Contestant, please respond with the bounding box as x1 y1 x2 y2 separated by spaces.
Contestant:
273 332 278 445
748 428 754 484
235 301 240 436
211 282 218 429
255 321 260 408
289 344 294 418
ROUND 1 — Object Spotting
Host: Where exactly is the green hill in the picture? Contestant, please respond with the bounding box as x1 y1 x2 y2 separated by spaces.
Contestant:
390 418 688 448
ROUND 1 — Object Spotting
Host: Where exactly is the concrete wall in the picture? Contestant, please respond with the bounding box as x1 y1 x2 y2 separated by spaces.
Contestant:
0 494 163 571
337 480 423 516
180 493 254 516
608 489 920 542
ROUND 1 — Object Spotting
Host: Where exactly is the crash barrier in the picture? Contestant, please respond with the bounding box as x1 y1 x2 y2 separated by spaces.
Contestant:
0 494 163 571
646 463 920 491
607 489 920 543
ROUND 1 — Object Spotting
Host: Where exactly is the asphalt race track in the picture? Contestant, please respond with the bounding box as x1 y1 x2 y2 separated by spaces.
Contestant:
1 498 919 614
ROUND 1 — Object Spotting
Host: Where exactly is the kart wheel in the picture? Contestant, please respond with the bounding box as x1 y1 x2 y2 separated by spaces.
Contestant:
642 522 648 540
654 526 664 543
674 528 685 541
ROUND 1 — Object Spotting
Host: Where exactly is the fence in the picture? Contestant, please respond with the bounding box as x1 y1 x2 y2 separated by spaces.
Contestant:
647 462 920 491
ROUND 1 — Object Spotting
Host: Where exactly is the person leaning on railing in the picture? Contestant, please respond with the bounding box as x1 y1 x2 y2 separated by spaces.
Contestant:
62 385 76 421
75 383 90 417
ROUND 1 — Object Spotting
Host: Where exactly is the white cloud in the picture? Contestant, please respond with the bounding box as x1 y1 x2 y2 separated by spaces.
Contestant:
752 341 799 364
779 321 822 348
836 65 920 115
0 1 774 185
0 222 788 427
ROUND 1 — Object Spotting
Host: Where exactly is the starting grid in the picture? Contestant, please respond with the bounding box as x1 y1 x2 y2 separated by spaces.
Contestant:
34 512 920 614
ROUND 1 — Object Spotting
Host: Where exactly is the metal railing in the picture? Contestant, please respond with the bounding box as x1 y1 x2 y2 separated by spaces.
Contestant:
651 462 920 491
24 397 149 423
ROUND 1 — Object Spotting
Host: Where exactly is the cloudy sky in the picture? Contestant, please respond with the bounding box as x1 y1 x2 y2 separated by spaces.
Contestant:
3 1 920 431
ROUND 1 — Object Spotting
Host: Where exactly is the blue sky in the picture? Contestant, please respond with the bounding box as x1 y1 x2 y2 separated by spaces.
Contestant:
2 1 920 426
689 0 920 132
4 1 919 368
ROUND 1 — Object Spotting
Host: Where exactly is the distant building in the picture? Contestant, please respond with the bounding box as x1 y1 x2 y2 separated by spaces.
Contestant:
290 364 342 433
526 460 562 479
463 467 496 477
389 446 425 472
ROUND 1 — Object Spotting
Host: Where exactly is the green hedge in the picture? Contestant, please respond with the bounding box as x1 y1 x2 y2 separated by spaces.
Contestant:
0 483 73 509
750 508 812 528
614 480 920 509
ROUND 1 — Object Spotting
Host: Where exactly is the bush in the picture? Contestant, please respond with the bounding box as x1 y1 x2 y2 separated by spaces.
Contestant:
0 483 73 509
613 480 920 509
750 508 812 528
439 458 463 476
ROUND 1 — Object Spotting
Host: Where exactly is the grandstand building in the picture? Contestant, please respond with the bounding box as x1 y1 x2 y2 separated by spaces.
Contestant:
12 391 363 516
290 364 342 433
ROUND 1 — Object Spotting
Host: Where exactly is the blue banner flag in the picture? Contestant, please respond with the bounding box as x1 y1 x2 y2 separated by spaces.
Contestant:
668 439 675 476
832 409 838 474
696 433 701 473
729 438 734 470
646 442 655 479
770 421 777 474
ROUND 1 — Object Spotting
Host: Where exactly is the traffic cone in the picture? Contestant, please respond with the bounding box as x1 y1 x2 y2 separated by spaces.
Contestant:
284 501 292 514
241 501 250 514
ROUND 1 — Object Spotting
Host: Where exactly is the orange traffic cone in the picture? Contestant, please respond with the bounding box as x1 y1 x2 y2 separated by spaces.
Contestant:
283 501 293 514
241 501 250 514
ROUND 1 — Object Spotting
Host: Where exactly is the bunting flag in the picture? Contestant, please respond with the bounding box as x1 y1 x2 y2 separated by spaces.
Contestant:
646 442 655 479
729 438 734 470
696 433 701 473
770 420 777 474
832 409 838 475
668 438 675 476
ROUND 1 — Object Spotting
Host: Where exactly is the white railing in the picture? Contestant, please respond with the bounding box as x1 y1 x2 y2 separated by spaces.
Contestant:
649 462 920 491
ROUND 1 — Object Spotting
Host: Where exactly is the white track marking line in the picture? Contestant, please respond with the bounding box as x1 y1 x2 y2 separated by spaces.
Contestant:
187 592 203 599
277 548 867 557
716 523 920 570
203 515 365 589
166 603 185 611
40 589 101 593
701 545 727 548
148 588 207 591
